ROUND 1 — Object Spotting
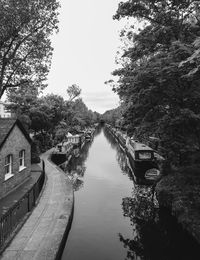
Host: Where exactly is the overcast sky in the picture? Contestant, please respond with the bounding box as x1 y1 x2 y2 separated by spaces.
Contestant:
45 0 128 114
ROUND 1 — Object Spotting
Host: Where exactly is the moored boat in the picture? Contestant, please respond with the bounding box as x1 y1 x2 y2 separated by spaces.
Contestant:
67 132 85 148
125 137 162 184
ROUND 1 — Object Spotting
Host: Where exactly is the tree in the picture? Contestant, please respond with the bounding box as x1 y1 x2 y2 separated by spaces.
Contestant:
30 107 51 134
66 84 81 101
180 37 200 78
111 0 200 167
0 0 60 99
6 83 38 115
29 94 66 151
34 94 65 135
101 106 123 127
55 120 68 144
69 98 92 129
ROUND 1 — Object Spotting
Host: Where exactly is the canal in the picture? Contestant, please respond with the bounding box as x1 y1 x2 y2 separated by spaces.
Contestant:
61 127 200 260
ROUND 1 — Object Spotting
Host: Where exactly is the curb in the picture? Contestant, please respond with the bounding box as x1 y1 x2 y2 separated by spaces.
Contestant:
46 153 75 260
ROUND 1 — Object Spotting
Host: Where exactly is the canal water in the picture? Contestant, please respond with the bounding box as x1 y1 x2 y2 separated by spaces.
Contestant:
61 127 200 260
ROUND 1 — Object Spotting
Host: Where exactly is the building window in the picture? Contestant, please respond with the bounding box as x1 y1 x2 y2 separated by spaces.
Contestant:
19 150 25 171
5 154 13 180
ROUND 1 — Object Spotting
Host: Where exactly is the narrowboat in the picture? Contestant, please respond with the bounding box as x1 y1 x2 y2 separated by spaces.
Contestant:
54 141 73 156
126 138 162 184
67 133 85 148
52 141 74 165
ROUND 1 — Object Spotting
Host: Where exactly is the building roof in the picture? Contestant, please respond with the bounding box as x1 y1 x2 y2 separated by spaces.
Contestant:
0 118 32 149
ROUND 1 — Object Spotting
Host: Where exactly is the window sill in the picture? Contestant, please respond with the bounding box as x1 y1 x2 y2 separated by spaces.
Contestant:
4 173 14 181
19 166 26 172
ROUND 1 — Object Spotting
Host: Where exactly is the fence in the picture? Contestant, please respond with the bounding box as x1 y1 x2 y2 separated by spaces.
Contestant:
0 160 45 250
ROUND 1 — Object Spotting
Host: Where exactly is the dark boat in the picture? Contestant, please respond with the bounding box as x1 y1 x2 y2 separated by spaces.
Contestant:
125 138 162 184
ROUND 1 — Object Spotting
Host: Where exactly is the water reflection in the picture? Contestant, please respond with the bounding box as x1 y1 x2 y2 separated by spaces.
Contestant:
119 192 158 259
61 127 200 260
60 127 101 191
103 128 134 181
119 205 200 260
122 186 157 222
104 127 200 260
104 128 162 259
120 183 200 259
93 125 102 136
60 140 93 191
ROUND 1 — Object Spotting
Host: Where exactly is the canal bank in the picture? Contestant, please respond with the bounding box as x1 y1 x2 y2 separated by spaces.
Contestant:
0 148 74 260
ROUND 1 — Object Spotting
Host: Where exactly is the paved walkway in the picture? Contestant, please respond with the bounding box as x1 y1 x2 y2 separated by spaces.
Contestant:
1 149 74 260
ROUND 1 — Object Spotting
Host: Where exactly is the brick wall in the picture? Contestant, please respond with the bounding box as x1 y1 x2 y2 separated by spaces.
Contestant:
0 125 31 200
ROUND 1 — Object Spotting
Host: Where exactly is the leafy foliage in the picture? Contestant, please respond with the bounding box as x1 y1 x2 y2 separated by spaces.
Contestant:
66 84 81 101
7 87 100 151
0 0 60 99
111 0 200 167
101 106 125 128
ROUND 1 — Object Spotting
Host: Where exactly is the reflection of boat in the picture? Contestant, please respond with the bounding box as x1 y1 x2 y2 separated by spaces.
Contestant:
126 138 162 184
73 147 80 157
105 124 127 150
85 127 96 141
85 131 93 141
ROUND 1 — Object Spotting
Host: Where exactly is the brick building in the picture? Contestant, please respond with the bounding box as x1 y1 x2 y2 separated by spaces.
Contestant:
0 118 32 200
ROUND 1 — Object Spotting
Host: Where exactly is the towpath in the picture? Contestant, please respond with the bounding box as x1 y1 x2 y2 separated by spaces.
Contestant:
1 149 74 260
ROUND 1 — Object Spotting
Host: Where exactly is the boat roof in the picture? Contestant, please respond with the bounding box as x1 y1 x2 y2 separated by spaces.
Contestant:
130 140 154 151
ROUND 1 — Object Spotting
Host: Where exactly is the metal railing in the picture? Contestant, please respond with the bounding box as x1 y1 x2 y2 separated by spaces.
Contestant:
0 160 45 250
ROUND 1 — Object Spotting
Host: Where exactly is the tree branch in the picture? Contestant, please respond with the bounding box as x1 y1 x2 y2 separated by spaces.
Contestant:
5 48 34 87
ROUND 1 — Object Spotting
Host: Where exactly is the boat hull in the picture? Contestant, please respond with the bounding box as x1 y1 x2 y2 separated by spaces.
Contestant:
126 150 159 184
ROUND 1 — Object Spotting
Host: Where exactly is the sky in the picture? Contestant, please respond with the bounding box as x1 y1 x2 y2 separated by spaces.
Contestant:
45 0 127 114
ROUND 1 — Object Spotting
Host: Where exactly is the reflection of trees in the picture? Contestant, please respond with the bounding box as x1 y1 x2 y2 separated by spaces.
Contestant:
64 142 91 191
67 167 85 191
120 185 200 260
73 178 84 191
63 128 102 192
116 148 134 181
122 186 157 223
104 128 134 181
119 184 162 260
103 127 118 150
119 233 143 260
104 127 173 259
120 199 163 259
118 218 168 260
116 147 128 172
94 125 102 136
68 141 91 171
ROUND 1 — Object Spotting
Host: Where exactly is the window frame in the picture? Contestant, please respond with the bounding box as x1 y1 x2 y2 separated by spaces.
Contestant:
136 151 153 160
19 149 26 171
4 154 14 180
